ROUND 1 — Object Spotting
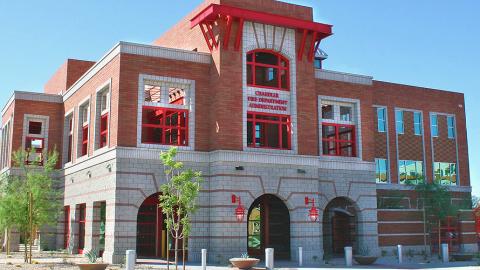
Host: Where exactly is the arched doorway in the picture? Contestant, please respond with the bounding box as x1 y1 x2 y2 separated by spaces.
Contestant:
136 193 167 258
247 194 290 259
322 197 357 256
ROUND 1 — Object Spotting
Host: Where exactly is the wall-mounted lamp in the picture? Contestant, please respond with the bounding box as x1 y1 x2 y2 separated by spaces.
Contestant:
106 164 112 172
231 194 245 222
305 196 319 222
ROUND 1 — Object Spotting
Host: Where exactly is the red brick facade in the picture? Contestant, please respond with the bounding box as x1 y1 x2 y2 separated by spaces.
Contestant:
0 0 475 256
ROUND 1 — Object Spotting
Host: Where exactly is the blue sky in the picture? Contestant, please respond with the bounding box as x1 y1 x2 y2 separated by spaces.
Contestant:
0 1 478 195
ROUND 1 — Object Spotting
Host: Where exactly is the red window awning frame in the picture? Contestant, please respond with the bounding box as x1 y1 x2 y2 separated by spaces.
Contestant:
190 4 333 61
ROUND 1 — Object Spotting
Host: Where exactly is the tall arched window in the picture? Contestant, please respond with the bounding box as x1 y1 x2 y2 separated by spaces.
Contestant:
247 50 289 90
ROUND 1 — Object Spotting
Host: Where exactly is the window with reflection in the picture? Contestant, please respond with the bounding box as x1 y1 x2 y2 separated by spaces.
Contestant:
322 123 356 157
247 50 289 90
247 113 291 150
398 160 424 184
247 204 261 249
434 162 457 186
141 107 188 146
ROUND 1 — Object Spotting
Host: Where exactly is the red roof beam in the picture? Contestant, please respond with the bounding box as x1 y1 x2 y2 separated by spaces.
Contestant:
190 4 333 36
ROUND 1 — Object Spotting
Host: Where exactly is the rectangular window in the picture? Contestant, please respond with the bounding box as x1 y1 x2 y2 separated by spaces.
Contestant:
78 203 86 254
95 88 110 150
395 110 404 134
375 158 388 183
434 162 457 186
447 116 455 139
168 87 186 105
141 106 188 146
322 123 356 157
247 112 291 150
414 111 422 135
78 102 89 157
100 114 108 148
247 51 289 90
377 107 386 132
25 137 44 165
28 121 42 135
321 104 334 120
398 160 424 184
340 106 352 121
63 206 70 249
431 114 438 137
144 84 161 103
1 120 12 169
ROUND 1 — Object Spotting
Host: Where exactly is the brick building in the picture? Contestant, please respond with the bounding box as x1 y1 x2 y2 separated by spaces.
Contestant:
0 0 477 264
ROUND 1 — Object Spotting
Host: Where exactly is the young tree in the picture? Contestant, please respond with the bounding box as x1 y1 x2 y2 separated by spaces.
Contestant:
0 149 60 263
158 147 202 270
409 181 458 256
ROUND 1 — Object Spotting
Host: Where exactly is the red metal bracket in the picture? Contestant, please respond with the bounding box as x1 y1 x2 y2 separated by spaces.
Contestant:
297 29 308 61
223 15 233 49
234 18 244 51
307 31 318 62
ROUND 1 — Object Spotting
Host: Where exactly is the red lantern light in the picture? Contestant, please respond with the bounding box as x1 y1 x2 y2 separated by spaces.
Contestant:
232 194 245 222
305 196 318 222
308 206 319 222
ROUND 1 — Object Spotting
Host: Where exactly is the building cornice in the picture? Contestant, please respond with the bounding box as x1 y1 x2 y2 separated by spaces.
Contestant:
1 91 63 116
315 69 373 85
62 41 212 102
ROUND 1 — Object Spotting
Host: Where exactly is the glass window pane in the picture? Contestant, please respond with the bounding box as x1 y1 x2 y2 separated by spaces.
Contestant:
255 66 279 87
322 104 334 120
450 163 457 185
447 116 455 138
431 114 438 137
339 142 354 157
416 161 424 184
322 125 336 139
340 106 352 121
322 140 336 155
255 52 278 65
377 108 386 132
396 110 404 133
399 161 406 184
28 121 42 135
414 112 422 135
144 85 161 102
338 126 354 141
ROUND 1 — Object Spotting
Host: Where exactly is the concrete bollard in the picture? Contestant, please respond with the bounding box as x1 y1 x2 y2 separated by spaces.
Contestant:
344 246 352 267
265 248 274 270
298 247 303 266
397 245 402 264
441 243 449 263
201 249 207 270
126 250 136 270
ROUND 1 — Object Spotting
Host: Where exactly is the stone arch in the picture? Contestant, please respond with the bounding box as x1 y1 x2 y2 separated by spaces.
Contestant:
322 196 360 255
247 193 291 260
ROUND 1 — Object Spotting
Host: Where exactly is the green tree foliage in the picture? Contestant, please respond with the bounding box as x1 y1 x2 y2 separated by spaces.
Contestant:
158 147 202 270
408 180 459 255
0 149 60 262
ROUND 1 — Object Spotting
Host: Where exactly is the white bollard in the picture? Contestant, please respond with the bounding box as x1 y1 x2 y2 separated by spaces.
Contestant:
397 245 402 264
265 248 274 270
298 247 303 266
441 243 449 263
126 250 136 270
201 249 207 270
344 246 352 267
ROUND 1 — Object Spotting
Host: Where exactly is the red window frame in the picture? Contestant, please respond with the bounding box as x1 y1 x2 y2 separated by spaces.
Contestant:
81 124 88 156
247 49 289 91
78 203 86 254
63 206 70 249
100 113 108 148
25 136 44 165
141 106 189 146
321 123 356 157
247 112 291 150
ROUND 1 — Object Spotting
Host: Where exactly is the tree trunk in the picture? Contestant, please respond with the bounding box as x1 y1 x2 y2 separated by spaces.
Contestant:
166 230 170 270
422 206 427 256
174 232 179 270
29 192 33 264
6 228 10 255
182 238 185 270
438 220 441 256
